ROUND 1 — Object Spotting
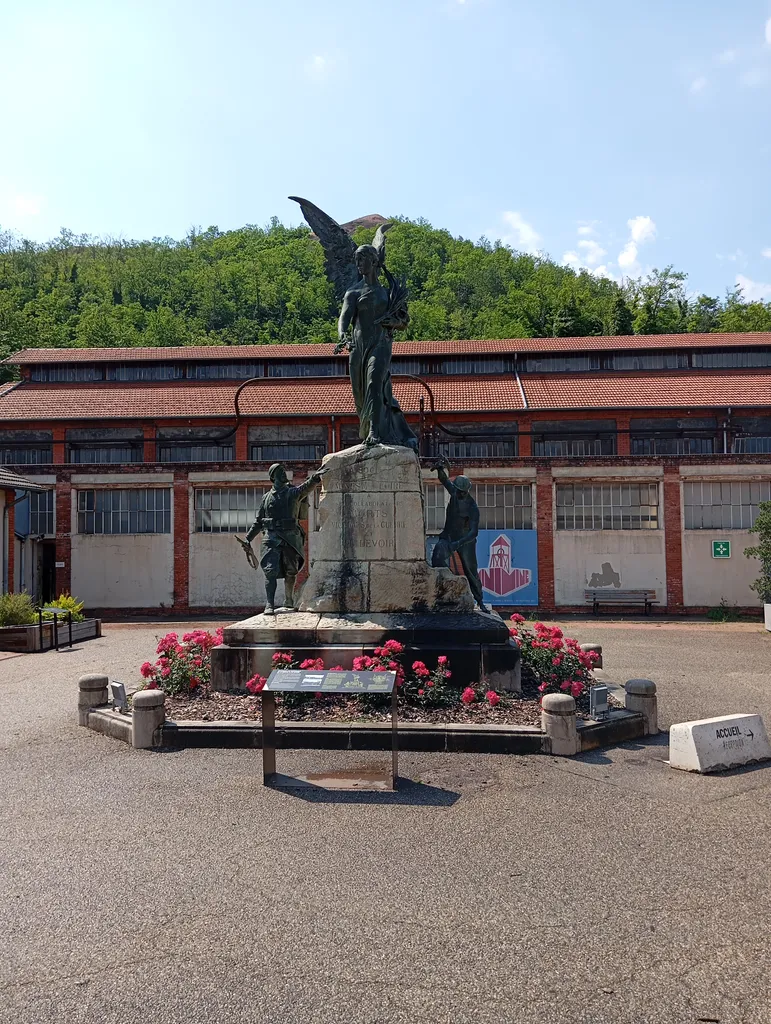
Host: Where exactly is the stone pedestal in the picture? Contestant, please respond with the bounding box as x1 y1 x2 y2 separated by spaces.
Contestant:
211 444 520 693
300 444 473 614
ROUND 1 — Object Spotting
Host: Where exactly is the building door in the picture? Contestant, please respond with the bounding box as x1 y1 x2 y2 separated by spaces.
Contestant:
40 542 56 604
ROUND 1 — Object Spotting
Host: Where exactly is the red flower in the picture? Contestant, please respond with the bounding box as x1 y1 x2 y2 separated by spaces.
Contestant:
437 655 448 666
485 690 501 706
140 661 154 679
146 680 158 690
315 692 323 699
510 613 525 623
412 660 430 678
161 667 171 678
190 677 200 689
383 639 404 654
461 686 476 705
246 674 267 694
418 689 424 696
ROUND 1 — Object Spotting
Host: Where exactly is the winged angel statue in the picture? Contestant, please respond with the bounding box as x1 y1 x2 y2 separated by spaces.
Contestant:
290 197 418 451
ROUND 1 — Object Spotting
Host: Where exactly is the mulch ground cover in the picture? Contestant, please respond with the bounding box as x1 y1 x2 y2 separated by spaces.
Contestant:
164 670 621 728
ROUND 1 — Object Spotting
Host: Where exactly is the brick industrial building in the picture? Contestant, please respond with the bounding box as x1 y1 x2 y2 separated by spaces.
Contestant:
1 331 770 616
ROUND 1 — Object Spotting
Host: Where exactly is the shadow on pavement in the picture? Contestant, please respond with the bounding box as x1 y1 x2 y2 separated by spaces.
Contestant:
272 777 461 806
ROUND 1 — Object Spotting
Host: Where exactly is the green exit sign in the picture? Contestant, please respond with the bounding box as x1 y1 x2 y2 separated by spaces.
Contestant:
712 540 731 558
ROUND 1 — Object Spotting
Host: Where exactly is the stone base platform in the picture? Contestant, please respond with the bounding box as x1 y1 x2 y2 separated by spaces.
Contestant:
212 611 521 692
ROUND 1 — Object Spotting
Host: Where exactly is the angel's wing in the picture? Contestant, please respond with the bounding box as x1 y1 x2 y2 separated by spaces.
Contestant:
372 222 392 268
289 196 358 302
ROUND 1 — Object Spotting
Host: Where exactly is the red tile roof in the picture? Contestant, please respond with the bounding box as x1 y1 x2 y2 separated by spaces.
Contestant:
6 332 771 364
0 377 526 421
522 370 771 409
0 370 768 421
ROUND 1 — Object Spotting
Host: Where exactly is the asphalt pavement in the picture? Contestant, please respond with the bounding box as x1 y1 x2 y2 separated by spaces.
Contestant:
1 620 770 1024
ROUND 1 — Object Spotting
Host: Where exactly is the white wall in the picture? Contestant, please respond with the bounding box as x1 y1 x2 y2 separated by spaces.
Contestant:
554 530 667 606
682 530 760 608
189 534 284 608
71 534 174 608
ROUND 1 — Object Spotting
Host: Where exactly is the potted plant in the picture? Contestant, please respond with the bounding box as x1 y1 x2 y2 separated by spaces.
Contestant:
744 500 771 631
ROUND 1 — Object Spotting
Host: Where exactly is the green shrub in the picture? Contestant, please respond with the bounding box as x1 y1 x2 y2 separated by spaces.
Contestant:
745 501 771 605
707 598 740 622
0 591 37 627
41 593 86 622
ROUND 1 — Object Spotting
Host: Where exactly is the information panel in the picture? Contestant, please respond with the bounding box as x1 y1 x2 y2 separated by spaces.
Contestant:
264 668 396 694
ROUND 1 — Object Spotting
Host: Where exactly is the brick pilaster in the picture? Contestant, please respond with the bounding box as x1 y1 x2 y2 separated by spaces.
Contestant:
143 425 155 463
663 466 683 611
5 490 15 592
55 481 72 596
536 469 555 613
235 422 248 461
173 472 190 612
616 414 630 456
52 427 66 465
518 420 532 457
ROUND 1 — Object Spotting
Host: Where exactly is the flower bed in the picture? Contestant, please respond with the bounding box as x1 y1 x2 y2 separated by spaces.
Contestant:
142 621 607 727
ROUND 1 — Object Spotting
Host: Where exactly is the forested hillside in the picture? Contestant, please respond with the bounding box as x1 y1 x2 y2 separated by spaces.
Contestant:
1 218 770 366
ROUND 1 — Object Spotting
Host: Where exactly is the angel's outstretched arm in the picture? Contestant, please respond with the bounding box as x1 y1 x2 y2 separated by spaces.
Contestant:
337 289 357 343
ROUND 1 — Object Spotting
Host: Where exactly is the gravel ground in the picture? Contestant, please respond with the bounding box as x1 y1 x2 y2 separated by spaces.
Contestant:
1 618 771 1024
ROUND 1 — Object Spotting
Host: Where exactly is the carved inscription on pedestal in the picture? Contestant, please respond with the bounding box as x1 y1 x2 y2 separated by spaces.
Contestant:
342 493 401 561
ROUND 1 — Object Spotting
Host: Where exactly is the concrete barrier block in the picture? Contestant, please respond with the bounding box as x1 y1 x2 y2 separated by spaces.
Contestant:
78 673 109 719
669 714 771 773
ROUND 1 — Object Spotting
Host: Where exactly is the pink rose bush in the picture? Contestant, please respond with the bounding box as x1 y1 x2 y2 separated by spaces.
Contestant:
139 627 223 696
508 620 598 699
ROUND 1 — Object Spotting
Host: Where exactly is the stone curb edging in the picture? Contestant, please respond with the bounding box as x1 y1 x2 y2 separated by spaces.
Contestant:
81 706 645 755
78 673 655 758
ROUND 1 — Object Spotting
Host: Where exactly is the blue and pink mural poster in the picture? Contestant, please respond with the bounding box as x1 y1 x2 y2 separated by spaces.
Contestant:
426 530 539 606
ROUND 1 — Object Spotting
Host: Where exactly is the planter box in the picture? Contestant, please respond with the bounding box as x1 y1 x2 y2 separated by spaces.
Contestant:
765 604 771 633
0 618 101 653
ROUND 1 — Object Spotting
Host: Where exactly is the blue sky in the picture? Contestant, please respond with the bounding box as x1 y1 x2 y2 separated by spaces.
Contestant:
2 0 771 300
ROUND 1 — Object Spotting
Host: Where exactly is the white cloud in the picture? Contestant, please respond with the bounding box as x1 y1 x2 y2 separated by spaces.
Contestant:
562 250 581 268
500 210 541 253
766 17 771 46
740 67 769 87
577 225 593 236
578 239 606 266
736 273 771 301
305 54 329 78
716 248 746 264
689 76 707 94
591 265 618 282
628 215 656 244
617 241 638 270
717 48 737 63
10 194 43 217
762 248 771 259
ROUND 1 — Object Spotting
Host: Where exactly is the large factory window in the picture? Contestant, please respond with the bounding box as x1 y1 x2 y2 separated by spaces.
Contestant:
683 481 771 529
194 488 266 533
77 489 171 534
424 483 532 533
556 483 659 530
30 491 55 536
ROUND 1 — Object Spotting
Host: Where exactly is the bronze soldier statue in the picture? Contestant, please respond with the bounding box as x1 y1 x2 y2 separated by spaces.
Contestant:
430 457 490 613
237 463 324 615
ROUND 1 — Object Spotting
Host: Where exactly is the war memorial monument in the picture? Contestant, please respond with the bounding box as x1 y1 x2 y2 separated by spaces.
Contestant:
211 198 520 692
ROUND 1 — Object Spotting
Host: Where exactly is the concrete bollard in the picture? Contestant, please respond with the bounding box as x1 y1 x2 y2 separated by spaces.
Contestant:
541 693 579 756
580 643 603 669
132 689 166 749
625 678 658 735
78 673 109 726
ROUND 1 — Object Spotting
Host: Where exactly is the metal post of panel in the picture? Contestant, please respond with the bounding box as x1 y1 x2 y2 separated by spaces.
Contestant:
262 691 277 784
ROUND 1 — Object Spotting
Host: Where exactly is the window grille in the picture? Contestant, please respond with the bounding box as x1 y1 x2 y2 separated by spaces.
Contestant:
732 436 771 455
533 437 615 457
77 489 171 534
683 480 771 529
30 491 55 535
67 445 143 464
31 366 104 382
158 444 235 463
267 361 340 377
0 446 53 465
188 363 264 380
194 487 266 533
250 443 326 461
436 438 518 459
556 483 659 530
106 364 184 381
631 436 714 456
693 349 771 369
424 483 447 534
471 484 533 530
